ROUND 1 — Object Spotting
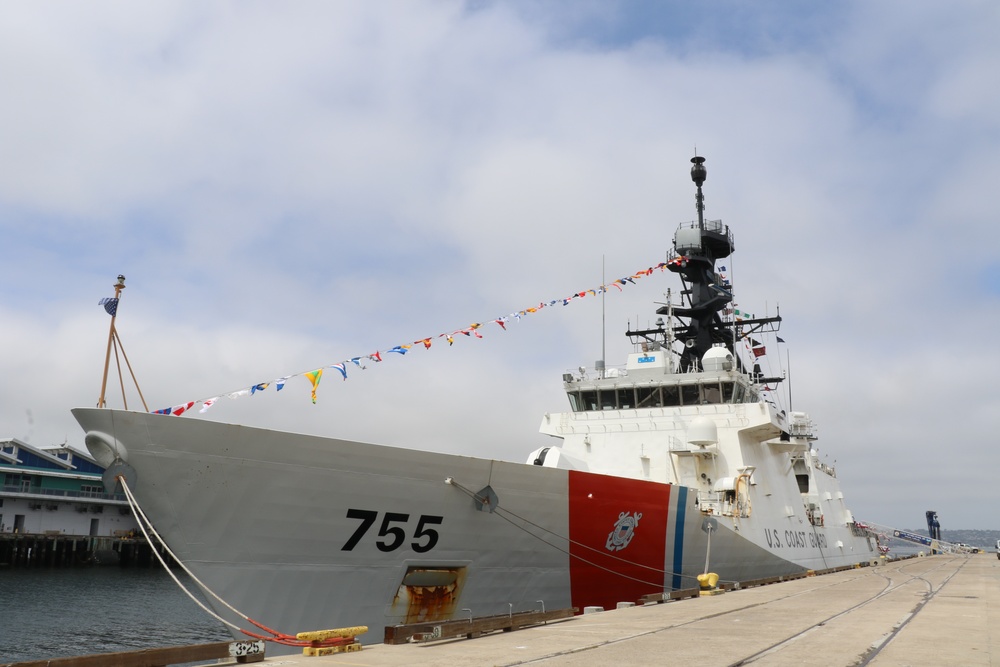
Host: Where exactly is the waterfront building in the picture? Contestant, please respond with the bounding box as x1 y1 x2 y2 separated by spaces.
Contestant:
0 437 138 537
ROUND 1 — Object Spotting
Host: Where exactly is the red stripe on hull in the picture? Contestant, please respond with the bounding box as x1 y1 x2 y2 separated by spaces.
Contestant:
568 471 671 611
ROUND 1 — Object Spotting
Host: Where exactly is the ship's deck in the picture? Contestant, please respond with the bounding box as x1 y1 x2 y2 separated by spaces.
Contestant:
287 553 996 666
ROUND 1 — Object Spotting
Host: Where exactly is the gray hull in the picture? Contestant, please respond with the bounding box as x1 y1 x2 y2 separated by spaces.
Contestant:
73 407 873 652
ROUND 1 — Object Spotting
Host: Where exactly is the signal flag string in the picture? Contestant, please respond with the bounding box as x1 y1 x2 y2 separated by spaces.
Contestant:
147 259 686 416
143 255 777 416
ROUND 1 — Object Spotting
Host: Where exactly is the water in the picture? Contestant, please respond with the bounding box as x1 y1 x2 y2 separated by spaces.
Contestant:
0 567 232 663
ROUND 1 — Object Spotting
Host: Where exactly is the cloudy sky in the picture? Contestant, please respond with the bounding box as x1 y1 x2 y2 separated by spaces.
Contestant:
2 1 997 531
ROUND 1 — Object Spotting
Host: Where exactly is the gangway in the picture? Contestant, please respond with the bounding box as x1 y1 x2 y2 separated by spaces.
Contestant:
857 518 971 556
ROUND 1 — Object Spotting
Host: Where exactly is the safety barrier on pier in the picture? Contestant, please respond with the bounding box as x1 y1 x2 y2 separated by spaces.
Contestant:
0 640 265 667
383 608 577 644
636 586 701 604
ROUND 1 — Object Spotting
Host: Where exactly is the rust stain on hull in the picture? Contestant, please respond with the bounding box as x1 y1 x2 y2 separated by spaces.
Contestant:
391 566 467 624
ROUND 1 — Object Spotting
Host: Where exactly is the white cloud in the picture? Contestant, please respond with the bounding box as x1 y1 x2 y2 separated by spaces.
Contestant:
2 1 999 531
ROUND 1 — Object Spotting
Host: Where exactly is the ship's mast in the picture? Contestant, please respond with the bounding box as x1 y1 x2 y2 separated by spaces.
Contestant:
661 155 735 369
627 155 782 384
692 155 707 230
97 275 148 411
97 275 126 408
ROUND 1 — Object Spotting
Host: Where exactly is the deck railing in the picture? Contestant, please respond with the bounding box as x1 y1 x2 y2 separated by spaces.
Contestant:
0 484 126 502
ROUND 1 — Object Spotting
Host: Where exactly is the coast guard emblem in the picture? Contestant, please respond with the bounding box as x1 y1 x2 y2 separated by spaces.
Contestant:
606 511 642 551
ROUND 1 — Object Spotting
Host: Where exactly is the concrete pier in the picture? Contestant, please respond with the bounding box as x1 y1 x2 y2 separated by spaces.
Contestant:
6 553 995 666
290 553 996 666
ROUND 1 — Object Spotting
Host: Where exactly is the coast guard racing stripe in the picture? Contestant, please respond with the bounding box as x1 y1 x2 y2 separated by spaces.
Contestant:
568 471 670 611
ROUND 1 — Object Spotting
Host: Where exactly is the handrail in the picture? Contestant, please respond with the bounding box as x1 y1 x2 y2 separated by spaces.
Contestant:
0 485 127 502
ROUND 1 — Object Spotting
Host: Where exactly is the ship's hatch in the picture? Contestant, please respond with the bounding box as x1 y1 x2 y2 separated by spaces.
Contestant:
391 566 467 625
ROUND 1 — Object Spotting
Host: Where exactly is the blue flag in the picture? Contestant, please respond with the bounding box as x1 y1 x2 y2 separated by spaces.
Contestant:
98 297 118 317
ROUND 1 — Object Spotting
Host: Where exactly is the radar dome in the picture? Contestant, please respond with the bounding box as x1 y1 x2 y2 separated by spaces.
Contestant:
702 345 734 372
687 417 718 446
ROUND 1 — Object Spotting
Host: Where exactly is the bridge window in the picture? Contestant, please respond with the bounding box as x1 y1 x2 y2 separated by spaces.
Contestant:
570 385 719 411
601 390 616 409
616 388 634 409
636 386 661 408
662 386 681 407
701 382 722 404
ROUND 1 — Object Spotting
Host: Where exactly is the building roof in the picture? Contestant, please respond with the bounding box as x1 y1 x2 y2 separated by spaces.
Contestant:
0 438 105 476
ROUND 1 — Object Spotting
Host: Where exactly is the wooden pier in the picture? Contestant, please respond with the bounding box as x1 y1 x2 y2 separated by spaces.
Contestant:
0 533 170 568
384 607 577 644
1 641 265 667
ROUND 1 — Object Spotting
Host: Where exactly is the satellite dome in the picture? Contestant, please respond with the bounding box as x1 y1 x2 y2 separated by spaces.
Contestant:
687 417 718 446
702 345 734 372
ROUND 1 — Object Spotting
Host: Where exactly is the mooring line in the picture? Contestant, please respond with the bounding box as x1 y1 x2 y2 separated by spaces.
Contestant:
120 477 245 632
448 476 728 588
120 477 343 647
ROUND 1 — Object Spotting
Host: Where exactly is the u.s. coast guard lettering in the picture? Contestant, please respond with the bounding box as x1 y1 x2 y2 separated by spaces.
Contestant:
764 528 828 549
341 509 444 553
606 511 642 551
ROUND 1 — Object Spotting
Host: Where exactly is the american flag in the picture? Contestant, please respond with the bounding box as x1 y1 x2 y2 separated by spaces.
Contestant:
98 297 118 317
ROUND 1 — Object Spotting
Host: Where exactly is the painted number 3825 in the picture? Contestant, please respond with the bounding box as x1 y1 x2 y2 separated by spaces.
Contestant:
340 509 444 553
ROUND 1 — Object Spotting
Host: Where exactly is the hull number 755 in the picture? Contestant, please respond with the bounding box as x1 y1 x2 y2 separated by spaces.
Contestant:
341 509 444 553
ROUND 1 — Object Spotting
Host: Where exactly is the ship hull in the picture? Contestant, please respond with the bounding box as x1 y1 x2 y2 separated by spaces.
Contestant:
72 407 873 651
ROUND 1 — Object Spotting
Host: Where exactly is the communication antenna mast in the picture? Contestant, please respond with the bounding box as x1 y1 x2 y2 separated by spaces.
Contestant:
691 155 707 230
599 255 606 379
787 348 793 413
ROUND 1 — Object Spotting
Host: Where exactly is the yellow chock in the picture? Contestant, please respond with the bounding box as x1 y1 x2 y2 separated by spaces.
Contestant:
296 626 368 641
697 572 722 596
303 643 362 657
298 626 367 657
